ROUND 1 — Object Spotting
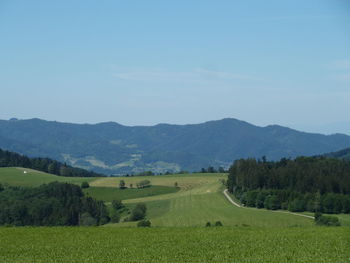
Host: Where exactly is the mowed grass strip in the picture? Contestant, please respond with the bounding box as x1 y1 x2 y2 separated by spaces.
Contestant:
0 167 98 187
0 227 349 263
83 185 179 202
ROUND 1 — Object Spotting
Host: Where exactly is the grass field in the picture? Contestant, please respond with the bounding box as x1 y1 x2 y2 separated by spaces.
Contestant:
1 167 349 227
115 188 315 227
0 167 98 187
0 227 348 263
91 173 314 227
83 185 179 202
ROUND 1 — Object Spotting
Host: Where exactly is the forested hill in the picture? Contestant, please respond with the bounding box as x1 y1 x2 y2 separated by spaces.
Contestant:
0 148 104 177
1 118 350 174
323 147 350 160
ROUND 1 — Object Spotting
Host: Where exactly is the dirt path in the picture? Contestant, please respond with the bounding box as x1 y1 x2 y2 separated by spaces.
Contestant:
223 189 241 207
223 189 315 219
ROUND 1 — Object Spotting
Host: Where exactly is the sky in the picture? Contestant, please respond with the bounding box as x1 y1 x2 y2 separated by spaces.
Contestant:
0 0 349 134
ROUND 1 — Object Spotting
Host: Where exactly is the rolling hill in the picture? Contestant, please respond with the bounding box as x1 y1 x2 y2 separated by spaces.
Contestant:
1 118 350 174
2 167 349 227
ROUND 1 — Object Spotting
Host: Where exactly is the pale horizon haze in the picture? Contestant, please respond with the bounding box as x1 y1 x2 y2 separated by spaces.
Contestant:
1 0 349 135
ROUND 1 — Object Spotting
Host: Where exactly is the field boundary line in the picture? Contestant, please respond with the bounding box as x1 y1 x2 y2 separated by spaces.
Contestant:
223 189 315 219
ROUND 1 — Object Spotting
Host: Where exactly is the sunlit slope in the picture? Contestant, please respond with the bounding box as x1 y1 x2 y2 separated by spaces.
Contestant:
92 173 314 227
1 169 344 227
0 167 98 187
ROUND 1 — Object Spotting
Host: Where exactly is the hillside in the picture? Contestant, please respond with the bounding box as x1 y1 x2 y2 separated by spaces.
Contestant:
0 168 318 227
3 167 349 227
0 148 104 177
0 167 98 187
323 147 350 160
1 118 350 174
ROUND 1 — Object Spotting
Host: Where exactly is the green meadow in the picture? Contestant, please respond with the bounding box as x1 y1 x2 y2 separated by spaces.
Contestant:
1 167 348 227
1 167 349 226
0 167 98 187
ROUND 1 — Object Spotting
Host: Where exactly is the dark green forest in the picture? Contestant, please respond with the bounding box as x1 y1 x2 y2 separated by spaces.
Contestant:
0 182 109 226
0 148 104 177
227 157 350 214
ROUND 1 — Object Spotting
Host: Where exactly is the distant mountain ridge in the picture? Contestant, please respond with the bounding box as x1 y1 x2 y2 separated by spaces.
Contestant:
0 118 350 174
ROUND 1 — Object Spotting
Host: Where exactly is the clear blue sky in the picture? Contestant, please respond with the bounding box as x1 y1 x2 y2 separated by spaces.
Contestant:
0 0 349 134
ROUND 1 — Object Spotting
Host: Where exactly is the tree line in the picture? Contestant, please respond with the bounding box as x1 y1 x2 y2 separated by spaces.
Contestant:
0 148 104 177
0 182 109 226
227 157 350 214
0 181 151 227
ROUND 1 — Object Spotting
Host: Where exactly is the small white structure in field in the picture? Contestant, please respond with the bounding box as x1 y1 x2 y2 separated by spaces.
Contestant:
23 170 27 174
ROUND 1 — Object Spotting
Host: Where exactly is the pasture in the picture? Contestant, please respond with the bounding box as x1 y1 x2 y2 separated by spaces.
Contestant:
89 173 314 227
0 167 98 187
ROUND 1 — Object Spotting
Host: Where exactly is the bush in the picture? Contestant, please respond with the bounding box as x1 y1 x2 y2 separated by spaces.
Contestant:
215 221 223 226
81 182 90 189
137 220 151 227
110 210 120 223
315 212 341 226
119 180 126 189
288 199 306 212
129 203 147 221
112 200 124 211
79 212 97 226
136 180 151 188
264 195 280 210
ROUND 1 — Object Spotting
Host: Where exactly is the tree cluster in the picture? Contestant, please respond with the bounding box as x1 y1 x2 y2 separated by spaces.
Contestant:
126 203 147 221
137 220 151 227
227 157 350 214
205 221 223 227
136 180 151 189
0 148 104 177
0 182 109 226
314 212 340 226
110 199 125 223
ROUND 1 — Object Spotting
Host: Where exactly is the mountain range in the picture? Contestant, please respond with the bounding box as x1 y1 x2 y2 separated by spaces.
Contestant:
0 118 350 174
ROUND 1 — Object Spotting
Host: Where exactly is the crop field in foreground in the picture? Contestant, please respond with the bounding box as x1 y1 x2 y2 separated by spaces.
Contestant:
0 227 349 263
